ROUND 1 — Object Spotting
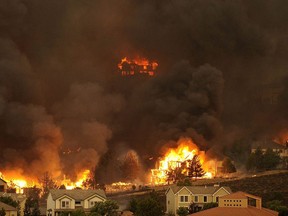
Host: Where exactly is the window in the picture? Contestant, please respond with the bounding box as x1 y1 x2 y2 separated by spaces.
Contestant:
180 196 189 203
194 196 198 203
216 196 219 203
90 201 95 207
75 201 81 205
203 196 208 203
61 201 70 208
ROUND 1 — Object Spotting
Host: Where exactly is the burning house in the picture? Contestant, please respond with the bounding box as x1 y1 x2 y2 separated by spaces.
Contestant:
118 57 158 76
151 138 215 185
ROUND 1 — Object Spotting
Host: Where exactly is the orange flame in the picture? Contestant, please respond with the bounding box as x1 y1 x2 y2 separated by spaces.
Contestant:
118 57 158 76
151 138 214 185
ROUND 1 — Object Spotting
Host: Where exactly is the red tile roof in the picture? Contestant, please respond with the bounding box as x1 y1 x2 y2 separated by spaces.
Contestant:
190 206 278 216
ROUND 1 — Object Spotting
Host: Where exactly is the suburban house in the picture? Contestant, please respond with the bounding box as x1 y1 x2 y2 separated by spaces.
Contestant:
0 201 17 216
0 192 26 216
251 140 288 158
165 185 232 215
191 191 278 216
46 189 106 216
0 178 7 192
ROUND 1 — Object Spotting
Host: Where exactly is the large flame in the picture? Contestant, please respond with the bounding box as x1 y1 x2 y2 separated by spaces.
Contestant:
0 169 91 193
118 57 158 76
151 138 214 185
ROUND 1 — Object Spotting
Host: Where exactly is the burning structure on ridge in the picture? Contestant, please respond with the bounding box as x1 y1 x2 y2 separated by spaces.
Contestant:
151 138 215 185
118 57 158 76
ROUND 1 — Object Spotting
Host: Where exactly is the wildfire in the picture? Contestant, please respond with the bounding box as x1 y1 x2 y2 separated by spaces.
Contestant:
118 57 158 76
0 169 91 193
61 170 90 190
151 138 214 185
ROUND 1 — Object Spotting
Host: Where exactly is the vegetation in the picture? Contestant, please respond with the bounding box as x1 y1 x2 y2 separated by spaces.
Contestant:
177 178 192 186
39 172 58 199
166 154 206 183
24 197 40 216
0 196 20 216
90 200 119 216
211 172 288 206
202 202 218 210
222 157 236 173
267 200 288 216
0 208 5 216
187 155 205 179
176 207 189 216
128 191 165 216
246 147 281 171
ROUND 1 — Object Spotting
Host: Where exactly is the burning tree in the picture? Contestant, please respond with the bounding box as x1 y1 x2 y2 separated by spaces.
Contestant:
120 150 140 182
151 138 212 184
187 155 205 179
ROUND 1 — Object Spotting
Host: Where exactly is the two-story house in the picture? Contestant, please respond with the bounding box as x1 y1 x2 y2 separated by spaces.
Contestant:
191 191 278 216
47 189 107 216
166 185 231 215
251 140 288 158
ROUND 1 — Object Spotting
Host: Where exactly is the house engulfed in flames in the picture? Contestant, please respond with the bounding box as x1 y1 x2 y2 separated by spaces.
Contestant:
118 57 158 76
151 138 215 185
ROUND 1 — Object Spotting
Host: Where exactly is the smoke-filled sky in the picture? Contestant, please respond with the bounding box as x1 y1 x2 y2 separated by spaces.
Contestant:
1 0 288 183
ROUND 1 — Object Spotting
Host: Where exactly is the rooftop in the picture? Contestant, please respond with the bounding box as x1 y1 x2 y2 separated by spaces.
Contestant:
190 206 278 216
220 191 261 200
49 189 106 201
0 201 17 211
167 185 232 195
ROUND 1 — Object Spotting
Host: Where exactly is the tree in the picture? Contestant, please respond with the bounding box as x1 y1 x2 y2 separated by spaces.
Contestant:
202 202 218 210
39 172 57 199
187 155 205 179
135 198 165 216
176 207 189 216
71 209 86 216
128 198 138 214
0 208 5 216
177 178 192 186
246 147 281 171
246 147 263 171
262 148 281 170
267 200 288 216
120 150 140 182
90 200 119 216
24 196 40 216
222 157 236 173
82 167 97 189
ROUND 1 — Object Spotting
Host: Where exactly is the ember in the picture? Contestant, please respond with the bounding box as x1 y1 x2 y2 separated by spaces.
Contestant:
118 57 158 76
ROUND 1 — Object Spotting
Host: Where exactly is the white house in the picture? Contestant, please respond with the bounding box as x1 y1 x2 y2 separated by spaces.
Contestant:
46 189 106 216
166 185 231 215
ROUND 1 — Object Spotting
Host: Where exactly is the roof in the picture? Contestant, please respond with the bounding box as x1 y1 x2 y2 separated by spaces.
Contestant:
49 189 106 201
220 191 252 199
0 201 17 211
190 206 278 216
0 179 7 184
252 140 286 149
167 186 232 195
0 192 27 202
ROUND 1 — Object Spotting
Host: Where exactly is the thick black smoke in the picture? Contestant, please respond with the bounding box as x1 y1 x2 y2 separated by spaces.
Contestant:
0 0 288 182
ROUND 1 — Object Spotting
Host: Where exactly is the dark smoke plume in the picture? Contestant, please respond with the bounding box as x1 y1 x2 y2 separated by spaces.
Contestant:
1 0 288 182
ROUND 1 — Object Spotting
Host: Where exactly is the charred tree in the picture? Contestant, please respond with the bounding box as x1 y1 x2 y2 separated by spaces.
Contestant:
187 155 205 179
